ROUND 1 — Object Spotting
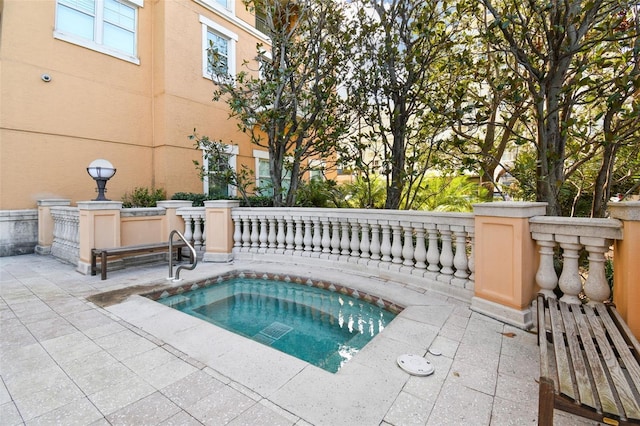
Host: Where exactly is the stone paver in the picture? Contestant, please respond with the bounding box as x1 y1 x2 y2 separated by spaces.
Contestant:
0 254 599 425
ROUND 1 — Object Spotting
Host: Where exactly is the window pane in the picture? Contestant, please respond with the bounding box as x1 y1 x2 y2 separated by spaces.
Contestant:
215 0 228 8
207 30 229 75
57 4 95 40
59 0 95 15
104 22 135 55
104 0 135 31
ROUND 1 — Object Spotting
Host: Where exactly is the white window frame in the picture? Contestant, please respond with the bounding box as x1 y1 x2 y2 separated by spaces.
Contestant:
195 0 235 17
200 15 238 80
308 159 326 180
253 150 271 195
54 0 143 64
202 144 239 197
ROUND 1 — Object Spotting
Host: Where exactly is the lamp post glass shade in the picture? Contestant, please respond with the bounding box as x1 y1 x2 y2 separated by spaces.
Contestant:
87 159 116 201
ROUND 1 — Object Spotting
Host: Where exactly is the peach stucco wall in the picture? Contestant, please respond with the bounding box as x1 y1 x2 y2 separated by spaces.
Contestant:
1 0 263 210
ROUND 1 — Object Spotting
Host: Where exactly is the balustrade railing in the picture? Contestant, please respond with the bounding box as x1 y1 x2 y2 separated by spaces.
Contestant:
231 208 476 296
530 217 623 304
50 206 80 265
176 207 206 254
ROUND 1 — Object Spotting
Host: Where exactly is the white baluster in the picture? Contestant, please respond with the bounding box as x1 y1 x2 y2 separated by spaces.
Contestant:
242 216 251 248
285 216 295 250
259 217 268 249
402 224 414 266
183 215 194 246
453 229 469 279
582 238 612 303
390 223 403 264
534 238 558 298
321 218 331 253
426 225 440 272
340 220 350 255
557 239 583 304
369 222 381 260
414 225 427 269
380 222 392 262
330 219 341 255
312 218 322 252
193 216 203 249
303 219 313 251
250 217 260 248
268 218 277 249
438 226 454 275
359 222 370 258
277 217 286 250
294 217 304 251
233 216 242 248
350 221 360 256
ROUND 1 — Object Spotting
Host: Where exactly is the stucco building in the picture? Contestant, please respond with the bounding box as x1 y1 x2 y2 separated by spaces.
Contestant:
0 0 273 211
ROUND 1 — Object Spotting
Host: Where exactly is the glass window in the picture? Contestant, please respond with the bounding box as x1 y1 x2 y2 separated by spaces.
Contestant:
207 30 229 76
55 0 140 60
200 15 237 80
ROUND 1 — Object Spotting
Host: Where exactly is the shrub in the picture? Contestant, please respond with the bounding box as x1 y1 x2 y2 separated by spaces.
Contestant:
121 187 166 208
171 192 207 207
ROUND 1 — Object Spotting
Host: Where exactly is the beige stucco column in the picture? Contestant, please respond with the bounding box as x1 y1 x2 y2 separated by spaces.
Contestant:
156 200 192 240
36 199 71 254
608 201 640 338
203 200 240 262
76 201 122 274
470 202 547 329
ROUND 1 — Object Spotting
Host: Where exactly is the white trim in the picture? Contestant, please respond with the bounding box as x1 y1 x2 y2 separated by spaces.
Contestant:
54 31 141 65
193 0 271 45
202 145 239 196
200 15 238 80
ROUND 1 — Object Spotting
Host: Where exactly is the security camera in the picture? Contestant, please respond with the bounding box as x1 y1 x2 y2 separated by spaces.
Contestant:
41 74 52 82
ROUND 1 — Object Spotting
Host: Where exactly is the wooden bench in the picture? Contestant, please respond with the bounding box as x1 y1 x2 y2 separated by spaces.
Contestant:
537 293 640 425
91 241 189 280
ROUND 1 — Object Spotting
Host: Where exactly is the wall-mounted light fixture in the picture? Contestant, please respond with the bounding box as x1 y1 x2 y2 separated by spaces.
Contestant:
87 159 116 201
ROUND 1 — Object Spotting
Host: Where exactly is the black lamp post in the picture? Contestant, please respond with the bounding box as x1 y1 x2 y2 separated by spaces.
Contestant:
87 159 116 201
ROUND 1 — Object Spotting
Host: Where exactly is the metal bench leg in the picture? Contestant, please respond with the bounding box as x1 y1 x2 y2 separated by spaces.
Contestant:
101 252 108 280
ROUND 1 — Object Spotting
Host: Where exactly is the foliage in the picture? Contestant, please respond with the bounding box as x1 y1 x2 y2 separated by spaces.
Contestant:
341 175 387 209
413 176 489 212
209 0 351 207
121 187 167 208
340 0 461 210
189 131 254 204
239 195 274 207
171 192 208 207
295 178 347 208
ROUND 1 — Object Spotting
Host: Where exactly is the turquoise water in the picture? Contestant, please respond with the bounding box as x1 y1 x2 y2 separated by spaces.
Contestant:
157 278 397 373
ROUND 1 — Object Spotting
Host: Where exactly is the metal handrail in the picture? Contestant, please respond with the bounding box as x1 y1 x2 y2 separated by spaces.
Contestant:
168 229 197 282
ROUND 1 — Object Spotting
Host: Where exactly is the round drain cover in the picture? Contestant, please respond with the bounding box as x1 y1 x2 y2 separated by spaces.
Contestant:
396 354 434 376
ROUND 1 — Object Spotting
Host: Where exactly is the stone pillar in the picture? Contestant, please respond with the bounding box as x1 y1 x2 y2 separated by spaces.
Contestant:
77 201 122 274
471 202 547 329
203 200 240 262
36 199 71 254
156 200 192 241
609 201 640 338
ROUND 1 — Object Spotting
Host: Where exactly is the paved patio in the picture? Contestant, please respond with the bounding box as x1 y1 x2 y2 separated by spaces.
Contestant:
1 254 598 425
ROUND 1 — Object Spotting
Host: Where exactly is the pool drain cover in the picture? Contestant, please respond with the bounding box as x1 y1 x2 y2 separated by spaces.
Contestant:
397 354 434 376
257 322 293 342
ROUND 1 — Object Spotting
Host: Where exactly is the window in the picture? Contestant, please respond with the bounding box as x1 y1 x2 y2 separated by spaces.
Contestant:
255 7 269 34
55 0 142 63
202 145 238 197
200 15 237 79
308 159 325 181
254 150 290 196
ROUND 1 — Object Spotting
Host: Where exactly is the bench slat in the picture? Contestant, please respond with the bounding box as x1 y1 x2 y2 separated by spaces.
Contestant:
571 304 615 415
538 296 550 380
549 298 577 400
559 301 597 409
591 304 640 420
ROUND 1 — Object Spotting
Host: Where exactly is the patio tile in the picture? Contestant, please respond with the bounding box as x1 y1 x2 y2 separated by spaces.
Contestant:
26 397 103 426
64 309 113 331
498 352 539 378
82 321 128 339
447 358 498 395
122 346 178 372
3 363 70 398
158 410 204 426
0 379 10 405
490 395 538 425
93 329 158 360
40 331 103 363
0 401 23 426
227 400 297 426
26 315 77 342
87 376 156 416
427 334 459 358
495 372 539 405
0 319 38 349
137 357 199 389
402 353 453 401
426 381 493 426
398 304 454 328
0 343 56 380
185 385 255 425
384 390 433 425
161 370 228 409
72 360 138 395
57 349 119 380
380 316 440 350
106 391 181 425
12 377 84 421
